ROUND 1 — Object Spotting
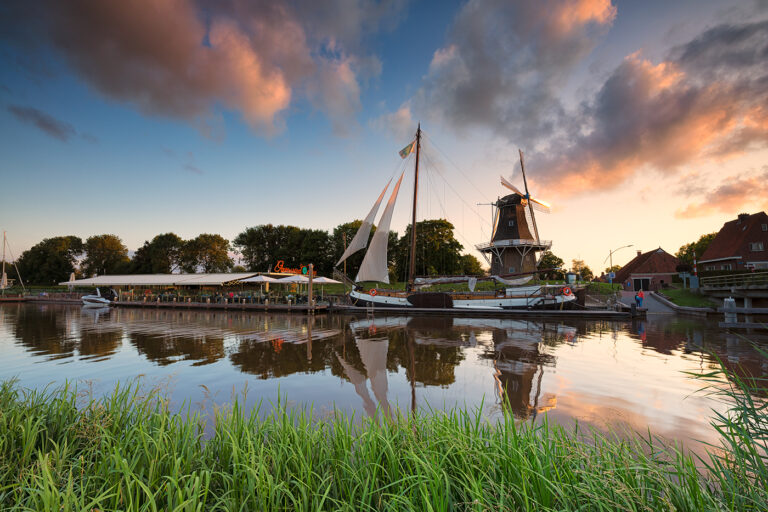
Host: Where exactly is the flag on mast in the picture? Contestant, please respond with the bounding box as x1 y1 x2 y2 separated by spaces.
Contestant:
398 140 416 159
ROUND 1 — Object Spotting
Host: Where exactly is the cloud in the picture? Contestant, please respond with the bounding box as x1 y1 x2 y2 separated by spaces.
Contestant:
530 19 768 195
402 0 616 142
674 168 768 218
2 0 407 136
7 105 76 141
183 164 204 175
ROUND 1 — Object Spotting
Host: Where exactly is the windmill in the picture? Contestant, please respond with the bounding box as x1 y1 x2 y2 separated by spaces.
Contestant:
476 151 553 275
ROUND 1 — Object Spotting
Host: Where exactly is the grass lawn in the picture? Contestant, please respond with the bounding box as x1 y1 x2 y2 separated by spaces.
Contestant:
660 288 718 308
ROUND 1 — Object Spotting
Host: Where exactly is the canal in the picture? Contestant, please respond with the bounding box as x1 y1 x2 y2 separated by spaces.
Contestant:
1 303 766 451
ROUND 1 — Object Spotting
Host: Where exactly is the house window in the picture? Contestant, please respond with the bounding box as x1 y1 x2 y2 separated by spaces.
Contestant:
762 224 767 231
750 242 765 251
721 264 732 270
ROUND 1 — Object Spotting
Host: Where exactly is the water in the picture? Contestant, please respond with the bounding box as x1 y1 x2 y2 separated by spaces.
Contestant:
2 303 766 450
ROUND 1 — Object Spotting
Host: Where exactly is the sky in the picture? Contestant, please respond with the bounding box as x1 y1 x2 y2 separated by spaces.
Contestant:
1 0 767 273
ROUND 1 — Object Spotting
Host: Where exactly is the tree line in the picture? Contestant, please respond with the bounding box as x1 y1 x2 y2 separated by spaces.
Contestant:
10 219 483 285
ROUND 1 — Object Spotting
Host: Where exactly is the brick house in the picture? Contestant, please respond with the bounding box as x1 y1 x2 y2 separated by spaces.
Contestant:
699 212 768 271
613 248 679 291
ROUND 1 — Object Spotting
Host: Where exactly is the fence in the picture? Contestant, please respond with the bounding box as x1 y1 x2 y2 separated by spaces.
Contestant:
701 271 768 288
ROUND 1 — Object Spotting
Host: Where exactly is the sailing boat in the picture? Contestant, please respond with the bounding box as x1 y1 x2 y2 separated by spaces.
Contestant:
336 125 575 310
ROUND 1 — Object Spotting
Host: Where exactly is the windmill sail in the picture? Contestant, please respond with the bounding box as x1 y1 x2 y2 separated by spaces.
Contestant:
336 178 392 267
356 172 404 283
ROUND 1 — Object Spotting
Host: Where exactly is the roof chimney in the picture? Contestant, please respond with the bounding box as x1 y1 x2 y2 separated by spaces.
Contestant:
637 250 642 256
737 213 749 223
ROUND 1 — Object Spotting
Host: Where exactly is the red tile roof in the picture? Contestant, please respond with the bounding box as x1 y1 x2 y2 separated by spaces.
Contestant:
613 248 678 284
700 212 768 262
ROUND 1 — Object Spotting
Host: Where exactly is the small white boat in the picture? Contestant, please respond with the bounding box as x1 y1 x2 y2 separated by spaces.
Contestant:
82 288 115 307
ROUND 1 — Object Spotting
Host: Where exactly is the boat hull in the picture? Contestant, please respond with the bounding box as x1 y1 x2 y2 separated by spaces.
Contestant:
82 295 112 307
350 287 576 310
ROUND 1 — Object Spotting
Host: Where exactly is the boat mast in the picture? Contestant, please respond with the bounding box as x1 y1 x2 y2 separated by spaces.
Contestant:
519 149 540 243
407 124 422 291
1 231 5 292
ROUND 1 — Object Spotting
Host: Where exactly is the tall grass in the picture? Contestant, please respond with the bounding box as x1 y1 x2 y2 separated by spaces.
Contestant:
0 368 765 511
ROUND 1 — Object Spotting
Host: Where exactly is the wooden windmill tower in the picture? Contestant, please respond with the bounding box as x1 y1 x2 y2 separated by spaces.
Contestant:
476 151 552 275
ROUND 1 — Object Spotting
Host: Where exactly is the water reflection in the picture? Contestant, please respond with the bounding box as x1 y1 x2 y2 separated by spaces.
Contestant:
1 303 767 447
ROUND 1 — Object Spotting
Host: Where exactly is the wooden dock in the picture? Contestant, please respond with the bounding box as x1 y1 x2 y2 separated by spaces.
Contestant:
114 300 328 313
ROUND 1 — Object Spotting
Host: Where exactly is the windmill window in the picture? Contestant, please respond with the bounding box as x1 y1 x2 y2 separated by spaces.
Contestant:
508 220 515 227
762 224 767 231
750 242 765 251
508 266 515 273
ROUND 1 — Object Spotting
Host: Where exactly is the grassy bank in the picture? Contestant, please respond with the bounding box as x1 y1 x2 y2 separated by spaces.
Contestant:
1 366 766 510
660 289 718 308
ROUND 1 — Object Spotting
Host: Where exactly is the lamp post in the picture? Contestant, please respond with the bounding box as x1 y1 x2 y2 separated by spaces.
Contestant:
604 244 633 284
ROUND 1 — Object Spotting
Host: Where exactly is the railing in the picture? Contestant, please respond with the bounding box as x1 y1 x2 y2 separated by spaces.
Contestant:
475 239 552 251
701 271 768 288
332 269 355 288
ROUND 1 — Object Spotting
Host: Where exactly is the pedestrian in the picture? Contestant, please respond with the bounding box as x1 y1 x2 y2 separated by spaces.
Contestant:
634 292 640 307
637 289 644 307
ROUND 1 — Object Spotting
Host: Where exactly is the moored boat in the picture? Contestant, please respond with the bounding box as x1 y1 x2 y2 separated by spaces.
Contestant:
82 287 116 307
337 125 575 310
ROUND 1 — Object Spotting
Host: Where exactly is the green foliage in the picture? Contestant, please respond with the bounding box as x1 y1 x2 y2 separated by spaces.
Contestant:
538 250 564 280
677 233 717 265
459 253 484 275
2 372 766 511
604 264 621 274
234 225 335 275
82 234 129 277
394 219 463 279
131 232 184 273
14 236 83 285
182 234 232 273
571 259 593 280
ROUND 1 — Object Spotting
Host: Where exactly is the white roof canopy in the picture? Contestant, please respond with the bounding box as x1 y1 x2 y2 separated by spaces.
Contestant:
279 274 309 283
59 273 257 287
239 275 281 283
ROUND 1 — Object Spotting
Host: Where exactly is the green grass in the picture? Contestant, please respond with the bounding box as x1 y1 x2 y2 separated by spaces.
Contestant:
1 365 767 511
660 289 718 308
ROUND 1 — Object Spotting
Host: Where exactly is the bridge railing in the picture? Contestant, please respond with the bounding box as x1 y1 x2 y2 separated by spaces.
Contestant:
701 271 768 288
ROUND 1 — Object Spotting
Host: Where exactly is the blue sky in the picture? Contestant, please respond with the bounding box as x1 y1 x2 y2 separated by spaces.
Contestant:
1 0 767 271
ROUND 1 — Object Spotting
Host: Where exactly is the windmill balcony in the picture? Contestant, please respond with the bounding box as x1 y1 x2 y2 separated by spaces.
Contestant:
475 239 552 251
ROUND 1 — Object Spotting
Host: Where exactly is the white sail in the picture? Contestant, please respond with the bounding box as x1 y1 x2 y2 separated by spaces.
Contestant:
355 172 404 283
335 178 392 267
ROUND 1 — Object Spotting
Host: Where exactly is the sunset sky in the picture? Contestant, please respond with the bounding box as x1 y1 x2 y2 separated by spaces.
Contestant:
1 0 767 273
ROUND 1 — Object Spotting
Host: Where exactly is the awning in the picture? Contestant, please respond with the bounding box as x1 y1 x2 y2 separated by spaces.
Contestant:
59 273 258 287
239 275 281 283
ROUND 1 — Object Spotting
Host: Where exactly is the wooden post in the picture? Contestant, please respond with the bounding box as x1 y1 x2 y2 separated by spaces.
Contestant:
308 263 314 313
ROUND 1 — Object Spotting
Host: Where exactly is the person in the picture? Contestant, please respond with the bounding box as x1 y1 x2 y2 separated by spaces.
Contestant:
637 289 644 307
635 292 640 307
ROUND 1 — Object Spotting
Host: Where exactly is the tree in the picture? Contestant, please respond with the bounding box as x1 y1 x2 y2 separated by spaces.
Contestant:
604 264 622 274
235 225 305 272
131 233 184 273
330 221 398 279
459 254 484 275
394 219 463 279
571 259 593 281
82 235 129 277
15 236 83 285
182 234 232 273
538 250 564 280
676 233 717 265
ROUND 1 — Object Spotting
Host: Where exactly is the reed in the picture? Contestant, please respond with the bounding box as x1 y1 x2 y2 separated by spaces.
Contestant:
0 365 765 511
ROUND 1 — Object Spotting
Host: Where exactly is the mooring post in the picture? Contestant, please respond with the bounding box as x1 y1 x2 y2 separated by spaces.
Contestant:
308 263 314 314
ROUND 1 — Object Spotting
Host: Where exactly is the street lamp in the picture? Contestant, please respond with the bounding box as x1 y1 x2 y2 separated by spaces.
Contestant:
604 244 633 284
